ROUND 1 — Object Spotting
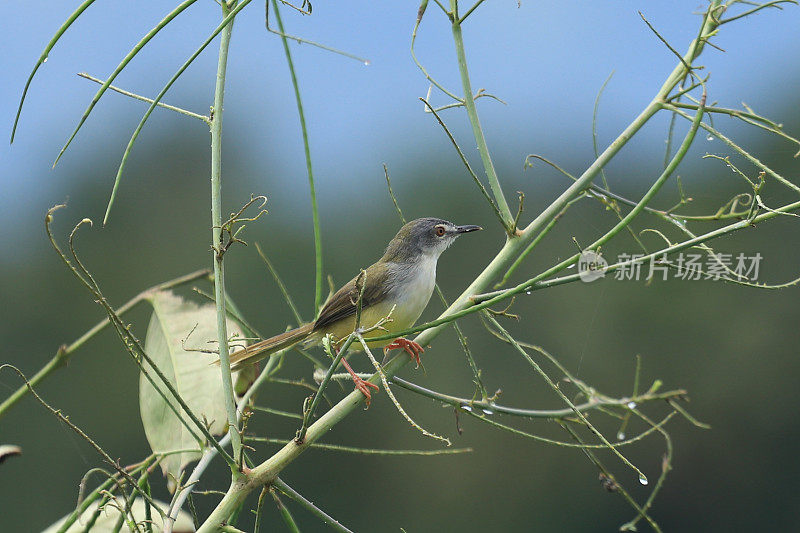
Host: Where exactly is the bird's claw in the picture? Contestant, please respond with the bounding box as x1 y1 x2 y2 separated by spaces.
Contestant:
352 376 380 406
340 356 379 407
384 338 425 368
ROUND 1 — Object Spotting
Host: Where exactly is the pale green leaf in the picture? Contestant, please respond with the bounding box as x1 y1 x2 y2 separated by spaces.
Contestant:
140 290 244 486
42 497 194 533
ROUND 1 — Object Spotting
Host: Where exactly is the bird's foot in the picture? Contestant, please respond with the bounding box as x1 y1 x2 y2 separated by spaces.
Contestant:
341 357 379 406
384 338 425 368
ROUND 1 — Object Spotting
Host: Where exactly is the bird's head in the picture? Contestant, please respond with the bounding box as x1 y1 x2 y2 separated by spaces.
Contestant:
382 217 482 262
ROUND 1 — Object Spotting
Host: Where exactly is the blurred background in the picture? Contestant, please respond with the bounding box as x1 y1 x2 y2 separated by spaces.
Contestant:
2 1 800 531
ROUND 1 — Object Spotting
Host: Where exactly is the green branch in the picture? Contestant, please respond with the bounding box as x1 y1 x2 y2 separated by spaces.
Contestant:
271 0 324 313
77 72 209 122
209 0 242 474
251 437 472 456
391 376 686 420
273 478 353 533
10 0 99 143
449 0 514 230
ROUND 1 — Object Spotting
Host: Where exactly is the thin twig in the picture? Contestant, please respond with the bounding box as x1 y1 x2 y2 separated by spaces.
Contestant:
249 437 472 455
359 335 452 446
77 72 208 122
391 376 685 420
420 97 507 229
449 0 514 229
271 0 324 312
273 478 354 533
255 243 304 324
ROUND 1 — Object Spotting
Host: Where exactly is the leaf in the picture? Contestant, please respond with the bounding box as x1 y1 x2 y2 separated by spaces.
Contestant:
0 444 22 464
41 497 194 533
140 290 245 488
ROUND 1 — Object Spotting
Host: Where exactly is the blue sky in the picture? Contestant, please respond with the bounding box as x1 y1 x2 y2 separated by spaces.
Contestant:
3 1 799 224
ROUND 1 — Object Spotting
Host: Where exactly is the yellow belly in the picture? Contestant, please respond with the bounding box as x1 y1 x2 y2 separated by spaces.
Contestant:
318 296 425 351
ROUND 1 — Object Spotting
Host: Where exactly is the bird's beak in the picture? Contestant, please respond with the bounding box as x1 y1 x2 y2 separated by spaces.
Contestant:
455 224 482 234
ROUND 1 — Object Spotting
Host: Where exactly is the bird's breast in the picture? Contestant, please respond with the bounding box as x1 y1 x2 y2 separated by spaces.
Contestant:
386 256 437 332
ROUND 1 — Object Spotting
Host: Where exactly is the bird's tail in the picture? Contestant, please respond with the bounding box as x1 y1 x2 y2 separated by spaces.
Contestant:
227 323 314 371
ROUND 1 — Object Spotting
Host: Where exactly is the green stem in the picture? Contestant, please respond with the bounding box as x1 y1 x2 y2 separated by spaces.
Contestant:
271 0 323 312
77 72 208 122
0 269 210 420
270 489 301 533
391 376 684 419
449 0 513 230
11 0 100 143
254 488 268 533
274 478 354 533
411 0 462 102
487 315 648 484
295 335 356 443
561 424 661 531
620 410 674 531
458 0 487 23
496 200 576 287
663 104 800 194
209 0 242 473
255 243 303 324
251 436 472 455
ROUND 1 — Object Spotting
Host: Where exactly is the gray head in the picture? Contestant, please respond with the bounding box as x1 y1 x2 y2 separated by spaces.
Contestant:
381 217 482 263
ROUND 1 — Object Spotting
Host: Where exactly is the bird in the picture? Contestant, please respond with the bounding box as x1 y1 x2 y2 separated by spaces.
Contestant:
226 217 481 404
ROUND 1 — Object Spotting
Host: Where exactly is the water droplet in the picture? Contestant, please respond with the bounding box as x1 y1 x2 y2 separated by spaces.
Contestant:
627 401 637 409
460 405 472 412
706 135 714 141
43 56 48 63
525 290 532 295
482 409 494 415
617 432 626 441
639 475 649 486
363 60 371 66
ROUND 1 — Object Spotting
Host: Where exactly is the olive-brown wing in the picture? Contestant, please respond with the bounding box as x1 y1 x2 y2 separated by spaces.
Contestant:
312 264 391 332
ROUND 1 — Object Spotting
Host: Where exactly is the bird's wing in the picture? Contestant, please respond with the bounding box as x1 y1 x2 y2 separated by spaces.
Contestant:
313 263 392 332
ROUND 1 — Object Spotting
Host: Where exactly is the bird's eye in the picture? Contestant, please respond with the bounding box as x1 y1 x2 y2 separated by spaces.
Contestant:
435 225 446 237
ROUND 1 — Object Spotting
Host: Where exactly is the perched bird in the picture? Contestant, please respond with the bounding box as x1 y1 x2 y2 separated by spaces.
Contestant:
227 217 481 404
